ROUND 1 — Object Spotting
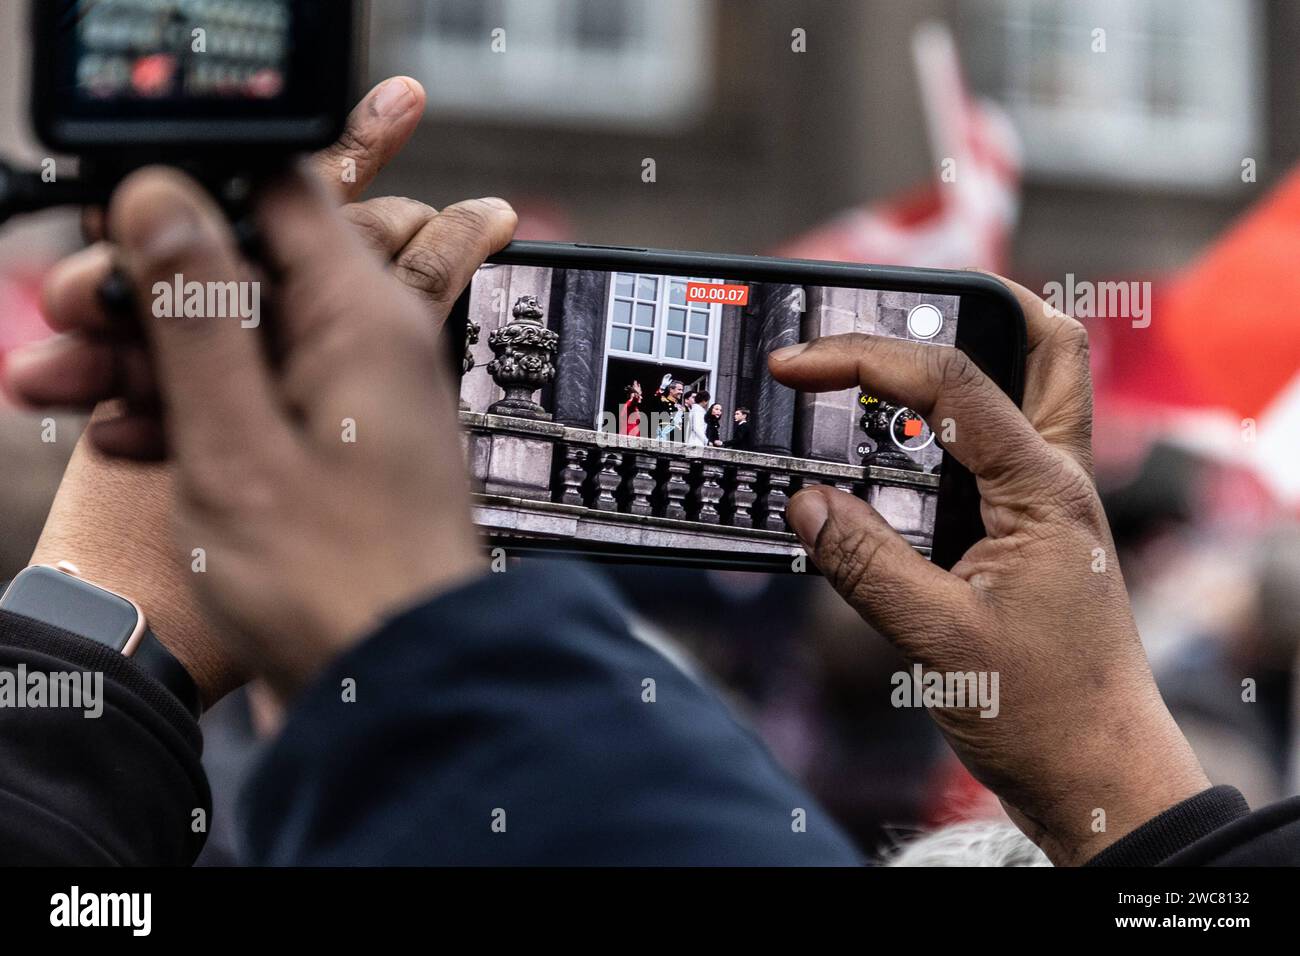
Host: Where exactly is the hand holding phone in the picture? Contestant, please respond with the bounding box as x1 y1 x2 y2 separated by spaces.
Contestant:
5 75 507 704
7 164 520 702
37 166 514 699
775 280 1210 866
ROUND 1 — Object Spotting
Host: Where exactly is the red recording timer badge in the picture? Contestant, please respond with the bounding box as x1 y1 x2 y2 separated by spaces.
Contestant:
686 283 750 306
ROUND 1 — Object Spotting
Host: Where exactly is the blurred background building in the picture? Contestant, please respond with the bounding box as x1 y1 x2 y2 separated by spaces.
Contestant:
2 0 1298 860
358 0 1281 274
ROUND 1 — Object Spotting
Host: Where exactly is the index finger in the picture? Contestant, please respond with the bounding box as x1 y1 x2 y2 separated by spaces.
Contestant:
309 77 426 204
769 334 1056 497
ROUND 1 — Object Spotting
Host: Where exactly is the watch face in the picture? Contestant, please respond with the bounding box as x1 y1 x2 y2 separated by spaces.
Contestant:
0 566 142 652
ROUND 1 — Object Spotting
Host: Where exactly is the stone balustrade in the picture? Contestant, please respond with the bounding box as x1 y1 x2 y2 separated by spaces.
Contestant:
462 411 940 565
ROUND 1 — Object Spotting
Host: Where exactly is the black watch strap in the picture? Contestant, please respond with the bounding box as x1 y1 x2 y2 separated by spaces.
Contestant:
132 628 202 719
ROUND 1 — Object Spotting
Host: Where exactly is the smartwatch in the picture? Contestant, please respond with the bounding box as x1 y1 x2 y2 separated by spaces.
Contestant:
0 562 201 718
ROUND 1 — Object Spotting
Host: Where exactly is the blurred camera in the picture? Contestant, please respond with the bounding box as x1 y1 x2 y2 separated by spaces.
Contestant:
31 0 360 164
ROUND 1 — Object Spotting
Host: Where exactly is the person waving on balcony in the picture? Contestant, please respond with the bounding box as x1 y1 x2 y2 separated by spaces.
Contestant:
651 375 685 441
621 379 643 437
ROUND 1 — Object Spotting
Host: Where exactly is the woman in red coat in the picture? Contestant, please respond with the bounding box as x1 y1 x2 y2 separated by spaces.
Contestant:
622 380 644 437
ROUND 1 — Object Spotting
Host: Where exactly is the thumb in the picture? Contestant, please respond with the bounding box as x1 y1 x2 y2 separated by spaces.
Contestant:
310 76 426 203
109 168 289 462
786 486 979 653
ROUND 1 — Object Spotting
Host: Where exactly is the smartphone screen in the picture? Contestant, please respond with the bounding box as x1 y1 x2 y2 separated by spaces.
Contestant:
456 256 978 571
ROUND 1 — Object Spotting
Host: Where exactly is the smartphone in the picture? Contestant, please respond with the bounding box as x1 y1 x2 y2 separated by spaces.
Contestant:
448 242 1026 573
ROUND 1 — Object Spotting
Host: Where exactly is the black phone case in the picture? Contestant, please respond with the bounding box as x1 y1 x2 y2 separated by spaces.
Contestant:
447 241 1027 573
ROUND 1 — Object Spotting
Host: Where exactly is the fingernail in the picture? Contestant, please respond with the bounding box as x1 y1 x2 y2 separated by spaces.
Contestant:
2 337 67 397
771 342 809 362
2 347 37 384
5 336 66 373
479 196 513 211
373 78 417 118
787 490 828 546
137 204 202 262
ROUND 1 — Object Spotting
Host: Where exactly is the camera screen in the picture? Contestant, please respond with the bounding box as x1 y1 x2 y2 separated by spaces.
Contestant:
459 264 960 566
68 0 293 103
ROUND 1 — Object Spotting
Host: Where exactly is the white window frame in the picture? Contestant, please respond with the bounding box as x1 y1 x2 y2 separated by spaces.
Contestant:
596 273 722 431
603 273 721 369
375 0 714 130
965 0 1260 190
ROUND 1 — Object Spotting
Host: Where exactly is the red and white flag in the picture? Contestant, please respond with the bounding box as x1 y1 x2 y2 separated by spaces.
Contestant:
1092 167 1300 514
776 21 1022 273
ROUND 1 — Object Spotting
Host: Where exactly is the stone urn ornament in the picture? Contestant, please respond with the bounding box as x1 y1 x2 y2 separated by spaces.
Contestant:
459 318 480 411
857 392 924 471
487 295 559 420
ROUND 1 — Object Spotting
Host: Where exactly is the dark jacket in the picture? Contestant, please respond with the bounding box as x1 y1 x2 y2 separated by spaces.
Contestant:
0 612 208 865
2 565 1299 865
726 419 752 450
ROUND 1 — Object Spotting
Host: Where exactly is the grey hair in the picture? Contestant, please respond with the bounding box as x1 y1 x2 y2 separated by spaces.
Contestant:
882 822 1051 867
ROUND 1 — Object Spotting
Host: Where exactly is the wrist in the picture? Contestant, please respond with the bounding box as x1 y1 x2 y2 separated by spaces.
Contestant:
1022 707 1211 866
29 430 250 707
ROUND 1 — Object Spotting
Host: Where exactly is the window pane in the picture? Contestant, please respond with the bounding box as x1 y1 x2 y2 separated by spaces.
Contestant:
667 307 686 332
613 300 632 325
611 327 630 352
576 0 631 50
666 335 685 359
635 303 655 328
689 312 708 335
615 273 634 297
383 0 715 136
633 330 653 353
669 282 686 305
637 276 658 300
433 0 491 38
688 338 706 363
